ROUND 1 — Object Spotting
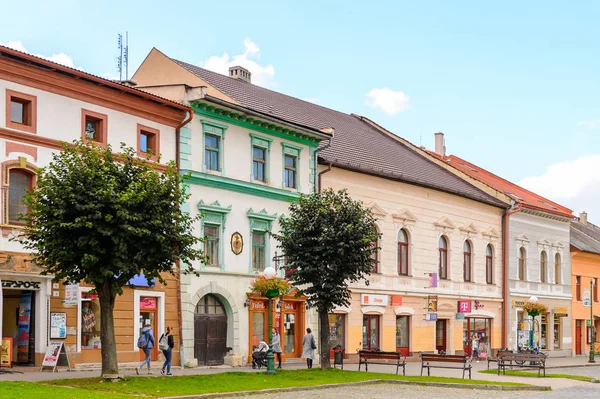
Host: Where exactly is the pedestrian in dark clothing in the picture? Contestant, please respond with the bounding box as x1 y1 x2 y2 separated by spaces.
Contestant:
159 326 175 376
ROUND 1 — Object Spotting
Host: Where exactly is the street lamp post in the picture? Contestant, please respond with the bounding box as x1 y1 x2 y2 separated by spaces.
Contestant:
529 296 539 349
263 266 278 375
590 279 596 363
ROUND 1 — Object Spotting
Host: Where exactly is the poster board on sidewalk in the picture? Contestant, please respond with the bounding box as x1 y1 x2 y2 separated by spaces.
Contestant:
40 341 71 372
1 337 13 368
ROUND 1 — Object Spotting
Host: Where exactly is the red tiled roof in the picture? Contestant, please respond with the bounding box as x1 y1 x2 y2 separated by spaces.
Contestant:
426 151 573 218
172 58 507 208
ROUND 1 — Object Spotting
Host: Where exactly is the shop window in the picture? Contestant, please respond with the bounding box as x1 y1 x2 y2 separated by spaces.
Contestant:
6 89 37 133
137 124 160 160
370 225 380 274
204 224 219 266
396 316 410 356
485 244 494 284
518 247 526 281
8 169 32 225
553 315 561 349
81 293 101 349
251 310 266 350
252 231 266 272
540 251 547 283
540 313 548 349
554 253 561 284
362 315 380 350
398 229 409 275
576 276 581 301
463 241 472 282
439 236 448 280
463 318 491 356
81 109 108 146
328 314 346 349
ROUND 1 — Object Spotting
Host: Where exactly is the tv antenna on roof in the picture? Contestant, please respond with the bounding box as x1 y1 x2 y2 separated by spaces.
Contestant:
117 32 129 81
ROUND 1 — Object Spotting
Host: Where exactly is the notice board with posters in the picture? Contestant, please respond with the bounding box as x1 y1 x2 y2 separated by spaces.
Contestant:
1 337 13 368
50 313 67 339
40 341 71 372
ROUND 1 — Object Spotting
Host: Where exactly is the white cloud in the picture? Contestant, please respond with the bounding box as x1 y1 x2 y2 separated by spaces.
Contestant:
518 154 600 224
200 38 275 88
365 88 411 115
577 120 600 130
0 40 83 70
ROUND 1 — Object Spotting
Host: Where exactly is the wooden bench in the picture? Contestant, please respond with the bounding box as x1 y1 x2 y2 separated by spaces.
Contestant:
487 349 511 370
358 350 406 375
420 353 472 379
497 352 547 377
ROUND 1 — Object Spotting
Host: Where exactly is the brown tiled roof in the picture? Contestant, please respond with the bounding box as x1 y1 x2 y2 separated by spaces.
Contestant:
173 59 506 208
571 219 600 255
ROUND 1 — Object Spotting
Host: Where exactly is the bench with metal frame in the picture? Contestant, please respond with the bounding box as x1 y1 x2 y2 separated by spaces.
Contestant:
420 353 472 379
358 350 406 375
497 351 547 377
487 349 512 370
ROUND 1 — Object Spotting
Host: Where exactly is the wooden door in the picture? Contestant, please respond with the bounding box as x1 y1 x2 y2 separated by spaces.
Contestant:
194 315 208 365
139 307 158 361
362 315 380 350
436 320 447 353
207 316 227 365
575 321 582 355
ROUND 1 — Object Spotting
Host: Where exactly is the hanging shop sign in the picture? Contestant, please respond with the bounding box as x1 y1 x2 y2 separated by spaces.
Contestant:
425 313 438 321
231 232 244 255
1 280 41 290
1 337 13 368
428 273 438 288
50 312 67 339
360 294 388 306
427 295 438 312
457 300 471 313
583 290 591 307
554 306 568 317
391 295 403 306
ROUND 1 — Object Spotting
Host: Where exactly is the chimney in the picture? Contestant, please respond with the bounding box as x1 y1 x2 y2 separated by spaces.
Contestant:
434 132 445 156
229 66 251 83
580 211 588 225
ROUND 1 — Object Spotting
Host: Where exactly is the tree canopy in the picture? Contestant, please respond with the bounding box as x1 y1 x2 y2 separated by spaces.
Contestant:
17 141 203 377
274 188 378 368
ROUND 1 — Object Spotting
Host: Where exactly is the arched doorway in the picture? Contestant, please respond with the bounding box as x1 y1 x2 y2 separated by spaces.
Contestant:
194 294 227 365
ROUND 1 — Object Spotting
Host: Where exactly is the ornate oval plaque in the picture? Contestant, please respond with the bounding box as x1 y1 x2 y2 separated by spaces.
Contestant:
231 232 243 255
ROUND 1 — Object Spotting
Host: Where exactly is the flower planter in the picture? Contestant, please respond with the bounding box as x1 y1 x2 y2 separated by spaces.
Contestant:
265 289 279 298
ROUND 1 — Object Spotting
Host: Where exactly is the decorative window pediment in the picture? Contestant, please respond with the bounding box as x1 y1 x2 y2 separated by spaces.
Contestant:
392 208 417 224
537 239 551 249
515 233 530 243
552 241 564 249
247 208 278 231
482 227 500 239
434 217 456 231
197 200 232 270
198 200 232 224
459 223 479 236
365 202 387 218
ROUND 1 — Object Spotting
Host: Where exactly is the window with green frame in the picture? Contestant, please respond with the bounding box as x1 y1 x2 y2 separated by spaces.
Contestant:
204 224 219 266
284 154 297 189
205 134 220 171
253 146 266 182
252 231 266 271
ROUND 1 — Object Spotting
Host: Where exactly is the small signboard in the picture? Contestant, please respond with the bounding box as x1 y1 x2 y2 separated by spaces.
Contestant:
425 313 438 321
40 341 71 372
428 273 438 288
456 313 465 320
512 300 526 307
391 295 403 306
63 284 79 306
1 337 13 368
427 295 438 312
554 306 568 317
583 290 591 307
458 300 471 313
50 312 67 339
361 294 388 306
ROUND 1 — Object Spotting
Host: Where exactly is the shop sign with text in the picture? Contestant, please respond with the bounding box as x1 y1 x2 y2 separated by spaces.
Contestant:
458 300 471 313
361 294 388 306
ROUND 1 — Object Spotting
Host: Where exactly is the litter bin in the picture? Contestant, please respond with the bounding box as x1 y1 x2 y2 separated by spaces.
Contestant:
333 347 344 370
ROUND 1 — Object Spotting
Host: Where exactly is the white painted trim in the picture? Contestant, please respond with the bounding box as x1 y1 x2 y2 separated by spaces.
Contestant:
393 306 415 315
331 305 352 314
361 306 386 315
133 290 166 352
464 310 495 318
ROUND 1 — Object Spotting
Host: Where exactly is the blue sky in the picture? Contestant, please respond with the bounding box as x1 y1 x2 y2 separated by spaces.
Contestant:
2 1 599 222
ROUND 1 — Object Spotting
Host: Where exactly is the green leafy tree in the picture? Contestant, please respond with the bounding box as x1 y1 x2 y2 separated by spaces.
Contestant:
16 141 203 377
273 188 378 369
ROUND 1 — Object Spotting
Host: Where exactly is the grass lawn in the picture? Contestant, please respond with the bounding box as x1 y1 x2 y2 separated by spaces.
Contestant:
0 369 529 399
479 369 598 382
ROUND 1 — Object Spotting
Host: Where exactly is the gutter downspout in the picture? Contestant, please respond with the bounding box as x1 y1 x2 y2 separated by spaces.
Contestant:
503 202 522 349
175 108 194 369
314 132 333 193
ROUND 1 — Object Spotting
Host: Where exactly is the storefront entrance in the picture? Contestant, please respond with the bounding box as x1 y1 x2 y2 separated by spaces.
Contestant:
194 294 227 366
575 320 582 355
396 316 410 356
435 319 447 353
463 317 491 356
362 315 380 350
1 286 37 366
139 297 159 361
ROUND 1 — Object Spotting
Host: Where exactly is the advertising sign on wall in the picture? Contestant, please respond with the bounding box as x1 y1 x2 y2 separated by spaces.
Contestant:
360 294 388 306
17 291 32 363
458 300 471 313
63 284 79 306
50 313 67 339
1 337 13 368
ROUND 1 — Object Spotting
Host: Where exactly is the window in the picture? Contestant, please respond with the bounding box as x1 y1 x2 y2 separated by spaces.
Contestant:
576 276 581 301
540 251 547 283
396 316 410 356
362 315 380 350
486 245 493 284
554 253 561 284
463 241 472 282
81 109 108 146
594 278 598 302
540 313 548 349
204 134 220 171
137 124 160 159
398 229 409 275
204 225 219 266
518 247 526 281
284 155 297 189
328 314 346 349
6 89 37 133
553 315 561 349
369 225 380 273
252 146 267 182
8 170 32 224
439 236 448 279
81 292 101 349
252 231 266 271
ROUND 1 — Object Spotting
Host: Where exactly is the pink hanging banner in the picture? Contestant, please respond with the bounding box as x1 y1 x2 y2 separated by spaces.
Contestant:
429 273 438 288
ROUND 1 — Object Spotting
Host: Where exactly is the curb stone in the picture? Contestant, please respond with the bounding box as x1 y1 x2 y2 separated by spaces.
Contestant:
159 379 551 399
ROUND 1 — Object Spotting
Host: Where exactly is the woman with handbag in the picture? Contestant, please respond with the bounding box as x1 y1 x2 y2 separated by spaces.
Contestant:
301 328 316 369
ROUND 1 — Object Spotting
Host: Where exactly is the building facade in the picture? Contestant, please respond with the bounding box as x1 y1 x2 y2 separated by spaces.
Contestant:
0 45 190 367
426 133 574 357
570 212 600 356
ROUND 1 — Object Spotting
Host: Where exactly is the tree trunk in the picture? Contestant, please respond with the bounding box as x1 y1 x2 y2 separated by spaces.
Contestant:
318 309 330 369
97 279 119 378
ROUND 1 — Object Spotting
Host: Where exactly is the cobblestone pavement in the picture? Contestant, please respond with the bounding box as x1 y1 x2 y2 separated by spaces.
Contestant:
230 383 600 399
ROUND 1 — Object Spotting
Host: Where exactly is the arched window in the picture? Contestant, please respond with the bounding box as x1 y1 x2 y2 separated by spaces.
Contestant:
518 247 526 281
540 251 547 283
398 229 409 276
486 244 494 284
439 236 448 280
8 169 32 225
463 241 472 282
554 253 561 285
370 225 380 273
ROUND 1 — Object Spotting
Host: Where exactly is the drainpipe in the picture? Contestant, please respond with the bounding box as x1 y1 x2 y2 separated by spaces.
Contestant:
314 132 333 193
503 202 522 349
175 108 194 369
